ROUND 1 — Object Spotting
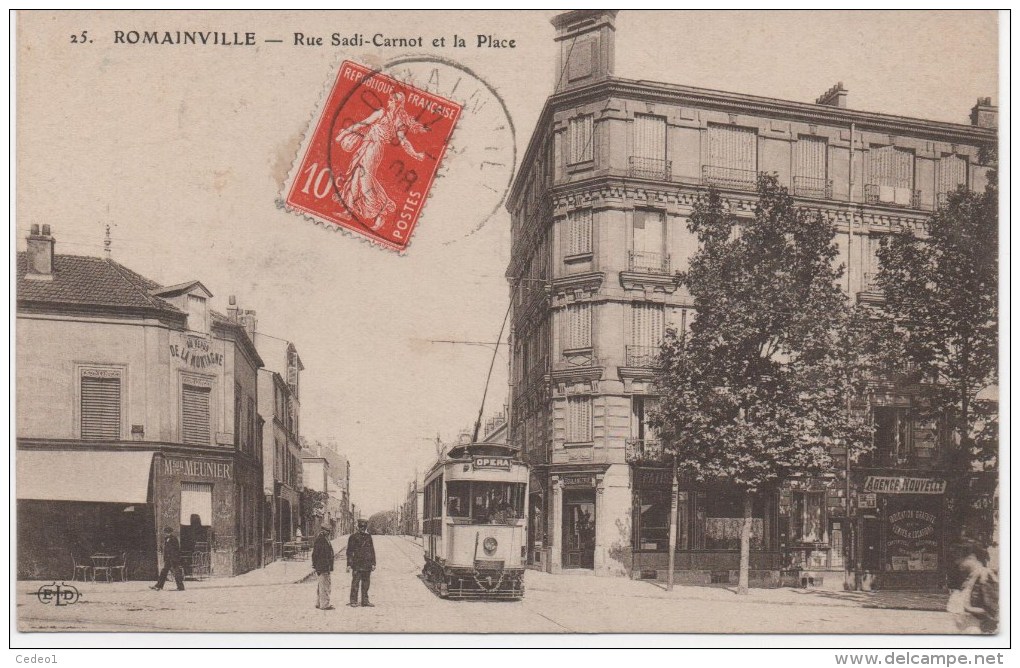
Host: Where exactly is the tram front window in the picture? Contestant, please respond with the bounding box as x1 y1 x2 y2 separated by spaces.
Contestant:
446 482 525 524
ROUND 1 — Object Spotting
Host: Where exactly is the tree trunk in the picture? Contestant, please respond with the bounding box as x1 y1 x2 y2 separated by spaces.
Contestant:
738 492 752 595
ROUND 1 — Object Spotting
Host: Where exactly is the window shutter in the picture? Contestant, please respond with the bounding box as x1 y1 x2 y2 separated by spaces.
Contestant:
569 115 594 164
938 155 968 194
565 304 592 349
567 396 592 442
708 125 757 171
795 137 827 178
182 384 212 446
634 114 666 161
81 376 121 440
567 209 592 255
870 146 914 189
629 303 664 347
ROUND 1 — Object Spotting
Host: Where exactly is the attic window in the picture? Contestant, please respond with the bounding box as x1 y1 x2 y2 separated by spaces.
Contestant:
187 294 208 332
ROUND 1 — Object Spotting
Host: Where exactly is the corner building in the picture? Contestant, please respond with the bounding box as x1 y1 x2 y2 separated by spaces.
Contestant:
506 11 996 583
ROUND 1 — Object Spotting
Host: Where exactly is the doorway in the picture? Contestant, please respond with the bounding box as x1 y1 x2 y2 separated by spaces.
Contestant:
562 489 596 569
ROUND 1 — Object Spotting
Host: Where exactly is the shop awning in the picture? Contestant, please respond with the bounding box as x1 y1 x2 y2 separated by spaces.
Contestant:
16 450 155 503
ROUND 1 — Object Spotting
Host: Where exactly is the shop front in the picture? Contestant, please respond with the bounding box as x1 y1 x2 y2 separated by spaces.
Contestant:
854 474 946 590
16 448 159 580
630 468 781 585
153 451 262 577
778 476 849 584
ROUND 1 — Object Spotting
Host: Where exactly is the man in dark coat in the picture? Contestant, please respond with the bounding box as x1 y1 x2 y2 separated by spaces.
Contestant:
312 526 335 610
151 527 185 591
346 519 376 607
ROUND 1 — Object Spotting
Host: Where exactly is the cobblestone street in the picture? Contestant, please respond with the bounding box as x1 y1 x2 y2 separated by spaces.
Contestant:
18 536 960 634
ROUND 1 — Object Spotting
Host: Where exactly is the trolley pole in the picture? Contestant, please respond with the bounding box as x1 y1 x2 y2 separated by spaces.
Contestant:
666 456 679 591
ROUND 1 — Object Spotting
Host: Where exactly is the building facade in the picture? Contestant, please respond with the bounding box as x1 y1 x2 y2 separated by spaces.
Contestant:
254 327 304 562
506 11 996 585
301 441 354 536
16 227 264 579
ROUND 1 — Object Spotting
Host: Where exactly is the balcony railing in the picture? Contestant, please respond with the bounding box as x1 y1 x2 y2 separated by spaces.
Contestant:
629 156 672 181
864 184 922 209
628 250 671 274
625 438 665 464
702 165 757 190
625 345 660 368
793 175 833 199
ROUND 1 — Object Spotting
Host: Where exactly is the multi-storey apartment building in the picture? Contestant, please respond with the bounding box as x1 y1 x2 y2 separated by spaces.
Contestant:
16 226 265 578
506 10 996 586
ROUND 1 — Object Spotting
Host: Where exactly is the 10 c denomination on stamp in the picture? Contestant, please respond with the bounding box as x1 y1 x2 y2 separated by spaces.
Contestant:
285 60 463 252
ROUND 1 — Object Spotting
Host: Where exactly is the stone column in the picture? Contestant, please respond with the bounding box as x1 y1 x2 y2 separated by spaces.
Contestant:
550 477 563 573
594 480 606 573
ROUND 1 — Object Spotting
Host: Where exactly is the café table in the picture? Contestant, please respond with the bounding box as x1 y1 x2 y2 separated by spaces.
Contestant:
91 553 117 582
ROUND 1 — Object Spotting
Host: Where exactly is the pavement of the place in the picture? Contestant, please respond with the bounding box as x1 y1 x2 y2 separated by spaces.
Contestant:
17 534 962 634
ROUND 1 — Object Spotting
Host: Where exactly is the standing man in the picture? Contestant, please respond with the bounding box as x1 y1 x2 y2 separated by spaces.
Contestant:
151 527 185 591
346 519 376 607
312 526 335 610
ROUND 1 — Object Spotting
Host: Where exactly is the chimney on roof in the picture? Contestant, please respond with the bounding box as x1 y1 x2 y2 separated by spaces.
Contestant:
551 10 617 94
970 97 997 129
815 82 848 108
25 224 55 281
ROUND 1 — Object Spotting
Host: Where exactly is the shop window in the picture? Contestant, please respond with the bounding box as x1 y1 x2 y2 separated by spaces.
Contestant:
566 396 592 443
180 482 213 526
790 492 826 543
181 384 212 446
703 490 765 551
80 371 122 440
636 489 670 551
568 114 594 165
566 209 593 257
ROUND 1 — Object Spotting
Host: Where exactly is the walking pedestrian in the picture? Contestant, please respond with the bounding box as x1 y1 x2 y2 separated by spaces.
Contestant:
949 546 999 634
346 519 376 607
151 527 185 591
312 526 335 610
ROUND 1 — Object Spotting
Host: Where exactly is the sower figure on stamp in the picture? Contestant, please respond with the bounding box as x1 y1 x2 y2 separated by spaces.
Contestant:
346 519 376 607
312 526 335 610
151 527 185 591
334 91 427 231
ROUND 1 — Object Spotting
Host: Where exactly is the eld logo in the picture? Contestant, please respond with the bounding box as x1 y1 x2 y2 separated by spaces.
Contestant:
35 582 81 607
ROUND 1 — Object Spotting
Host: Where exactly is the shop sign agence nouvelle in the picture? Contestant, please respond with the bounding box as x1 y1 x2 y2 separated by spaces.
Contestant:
863 476 946 495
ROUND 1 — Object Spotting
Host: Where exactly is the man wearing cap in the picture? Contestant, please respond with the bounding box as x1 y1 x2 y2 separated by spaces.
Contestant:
346 519 376 607
151 527 185 591
312 526 335 610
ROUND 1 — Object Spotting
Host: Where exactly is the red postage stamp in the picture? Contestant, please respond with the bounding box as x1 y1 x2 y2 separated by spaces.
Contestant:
285 60 463 252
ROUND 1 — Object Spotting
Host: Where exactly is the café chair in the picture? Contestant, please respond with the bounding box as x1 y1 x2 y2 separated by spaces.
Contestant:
111 553 128 582
71 553 92 582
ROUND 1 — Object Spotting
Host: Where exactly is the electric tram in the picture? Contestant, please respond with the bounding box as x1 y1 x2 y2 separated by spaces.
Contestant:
421 441 529 599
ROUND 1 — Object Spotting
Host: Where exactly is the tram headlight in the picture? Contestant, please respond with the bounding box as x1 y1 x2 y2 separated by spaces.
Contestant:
483 537 498 555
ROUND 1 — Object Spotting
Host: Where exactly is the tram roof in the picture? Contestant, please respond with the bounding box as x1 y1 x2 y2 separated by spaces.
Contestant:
444 441 520 460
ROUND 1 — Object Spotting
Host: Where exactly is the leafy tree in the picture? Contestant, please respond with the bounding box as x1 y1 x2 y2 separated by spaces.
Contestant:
300 487 330 535
875 173 998 543
651 174 874 593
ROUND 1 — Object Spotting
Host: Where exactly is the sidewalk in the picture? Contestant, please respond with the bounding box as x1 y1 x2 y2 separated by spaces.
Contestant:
527 569 949 612
18 534 350 597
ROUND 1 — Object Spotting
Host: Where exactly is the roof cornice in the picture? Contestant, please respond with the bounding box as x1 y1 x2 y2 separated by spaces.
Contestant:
509 77 996 207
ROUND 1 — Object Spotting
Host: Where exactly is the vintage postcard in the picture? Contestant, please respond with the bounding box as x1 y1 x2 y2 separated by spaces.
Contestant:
12 9 1003 648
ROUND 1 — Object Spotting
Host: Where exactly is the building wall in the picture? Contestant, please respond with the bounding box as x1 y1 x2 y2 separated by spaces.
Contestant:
507 14 994 581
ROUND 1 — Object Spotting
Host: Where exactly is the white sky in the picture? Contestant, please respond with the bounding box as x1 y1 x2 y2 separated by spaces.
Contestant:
15 10 998 515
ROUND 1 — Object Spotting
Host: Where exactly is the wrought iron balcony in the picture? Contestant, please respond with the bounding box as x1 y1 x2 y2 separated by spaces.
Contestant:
625 438 666 464
625 345 660 368
702 165 757 190
629 156 672 181
793 176 833 199
628 250 671 274
864 184 922 209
